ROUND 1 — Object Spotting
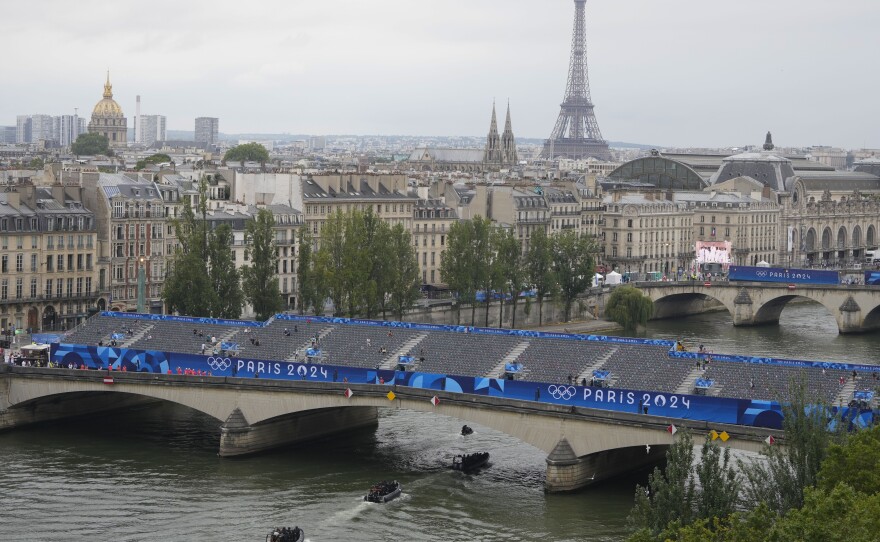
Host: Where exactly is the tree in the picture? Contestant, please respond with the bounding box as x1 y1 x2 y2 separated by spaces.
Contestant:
135 153 172 170
296 228 315 314
552 230 597 322
739 379 843 516
630 432 740 539
441 220 476 325
314 211 347 316
765 485 880 542
71 133 110 156
207 223 243 319
223 142 269 163
470 216 493 327
525 227 554 326
387 223 421 320
818 425 880 495
162 251 215 317
493 227 522 328
631 431 696 535
605 286 654 331
241 209 282 320
28 157 44 169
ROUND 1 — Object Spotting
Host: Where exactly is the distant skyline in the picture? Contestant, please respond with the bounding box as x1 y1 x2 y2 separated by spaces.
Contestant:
2 0 879 149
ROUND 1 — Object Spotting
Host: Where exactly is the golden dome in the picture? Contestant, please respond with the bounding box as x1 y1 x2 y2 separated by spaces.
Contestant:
92 71 124 118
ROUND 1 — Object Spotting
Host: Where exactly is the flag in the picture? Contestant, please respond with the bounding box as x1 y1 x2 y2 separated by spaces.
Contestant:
344 388 353 398
103 376 114 385
666 424 677 436
430 396 440 406
765 435 775 446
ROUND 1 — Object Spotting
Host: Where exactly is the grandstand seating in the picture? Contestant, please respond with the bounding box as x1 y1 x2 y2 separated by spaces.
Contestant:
405 332 521 377
315 325 421 368
598 344 694 393
63 315 149 346
703 361 849 403
59 313 864 405
227 320 332 361
514 340 610 384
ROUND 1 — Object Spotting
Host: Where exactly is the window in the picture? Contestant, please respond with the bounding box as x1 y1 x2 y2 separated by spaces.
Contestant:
86 277 91 294
45 279 52 296
1 279 6 300
30 254 36 272
1 255 6 273
16 254 23 272
57 255 63 272
15 278 22 299
67 278 73 296
30 278 37 298
86 254 93 270
76 278 83 295
56 280 62 298
67 254 74 271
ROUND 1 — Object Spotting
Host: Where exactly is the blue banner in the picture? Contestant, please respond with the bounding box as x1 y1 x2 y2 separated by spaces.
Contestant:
865 271 880 285
51 342 876 430
220 342 239 351
728 265 839 285
100 311 265 328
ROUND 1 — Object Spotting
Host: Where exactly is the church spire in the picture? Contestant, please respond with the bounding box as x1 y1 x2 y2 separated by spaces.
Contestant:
484 101 502 166
501 100 518 166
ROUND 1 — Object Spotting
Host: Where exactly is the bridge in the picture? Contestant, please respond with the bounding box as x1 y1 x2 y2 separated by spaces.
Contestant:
0 365 774 492
636 282 880 334
1 311 875 492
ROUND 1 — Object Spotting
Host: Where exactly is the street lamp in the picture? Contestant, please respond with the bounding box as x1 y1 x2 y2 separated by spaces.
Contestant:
137 256 146 313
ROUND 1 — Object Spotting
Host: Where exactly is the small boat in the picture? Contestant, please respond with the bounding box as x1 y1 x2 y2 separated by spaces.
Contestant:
452 452 490 473
266 526 304 542
461 425 473 436
364 480 402 503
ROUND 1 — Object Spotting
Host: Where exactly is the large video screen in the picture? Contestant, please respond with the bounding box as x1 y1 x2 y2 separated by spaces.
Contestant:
695 241 732 264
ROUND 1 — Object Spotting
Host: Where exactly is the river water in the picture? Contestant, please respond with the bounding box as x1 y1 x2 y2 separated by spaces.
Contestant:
2 302 878 542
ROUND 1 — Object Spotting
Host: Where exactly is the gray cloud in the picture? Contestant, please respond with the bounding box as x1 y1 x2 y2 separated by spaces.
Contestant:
1 0 877 148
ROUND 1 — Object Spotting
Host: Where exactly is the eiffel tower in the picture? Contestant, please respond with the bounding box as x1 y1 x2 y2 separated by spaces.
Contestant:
541 0 611 161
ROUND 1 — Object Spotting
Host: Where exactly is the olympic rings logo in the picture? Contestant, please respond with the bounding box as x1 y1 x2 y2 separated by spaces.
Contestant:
756 271 768 277
206 357 232 371
548 385 577 400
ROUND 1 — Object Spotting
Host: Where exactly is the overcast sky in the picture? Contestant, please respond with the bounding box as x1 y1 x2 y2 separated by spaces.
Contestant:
3 0 878 148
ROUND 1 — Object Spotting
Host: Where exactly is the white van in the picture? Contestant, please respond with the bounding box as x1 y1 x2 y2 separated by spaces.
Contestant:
866 250 879 264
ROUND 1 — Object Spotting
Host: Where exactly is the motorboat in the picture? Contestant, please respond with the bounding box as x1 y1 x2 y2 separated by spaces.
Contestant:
266 526 304 542
452 452 490 473
364 480 402 503
460 424 473 436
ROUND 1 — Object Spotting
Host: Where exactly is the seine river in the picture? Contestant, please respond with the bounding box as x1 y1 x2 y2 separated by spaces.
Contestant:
2 303 878 542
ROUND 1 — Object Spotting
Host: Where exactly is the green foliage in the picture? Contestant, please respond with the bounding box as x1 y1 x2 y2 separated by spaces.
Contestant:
552 230 597 322
241 209 282 320
28 157 44 169
71 132 110 156
135 153 172 170
207 224 243 319
605 285 654 331
525 227 554 326
739 379 842 515
296 228 315 315
630 431 696 534
818 425 880 495
766 484 880 542
471 216 493 327
494 227 523 328
223 142 269 163
387 223 421 320
629 432 740 539
308 209 418 319
162 251 215 317
163 177 244 318
440 220 476 324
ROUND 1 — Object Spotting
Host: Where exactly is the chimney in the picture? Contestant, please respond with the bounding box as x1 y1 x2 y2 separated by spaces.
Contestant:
5 190 20 209
52 185 66 203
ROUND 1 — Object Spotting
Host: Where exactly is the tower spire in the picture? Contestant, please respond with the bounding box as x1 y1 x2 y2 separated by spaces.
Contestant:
501 101 518 166
484 101 502 167
103 69 113 99
540 0 610 160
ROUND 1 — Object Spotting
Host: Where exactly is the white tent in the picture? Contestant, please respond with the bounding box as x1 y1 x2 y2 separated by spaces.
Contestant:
591 273 604 287
605 270 622 285
756 260 771 268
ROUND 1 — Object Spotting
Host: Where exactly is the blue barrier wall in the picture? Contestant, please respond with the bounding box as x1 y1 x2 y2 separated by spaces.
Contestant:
865 271 880 286
728 265 840 285
52 342 879 430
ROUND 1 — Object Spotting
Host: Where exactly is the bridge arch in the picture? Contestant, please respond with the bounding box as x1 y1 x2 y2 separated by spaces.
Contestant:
751 294 838 328
648 291 734 321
